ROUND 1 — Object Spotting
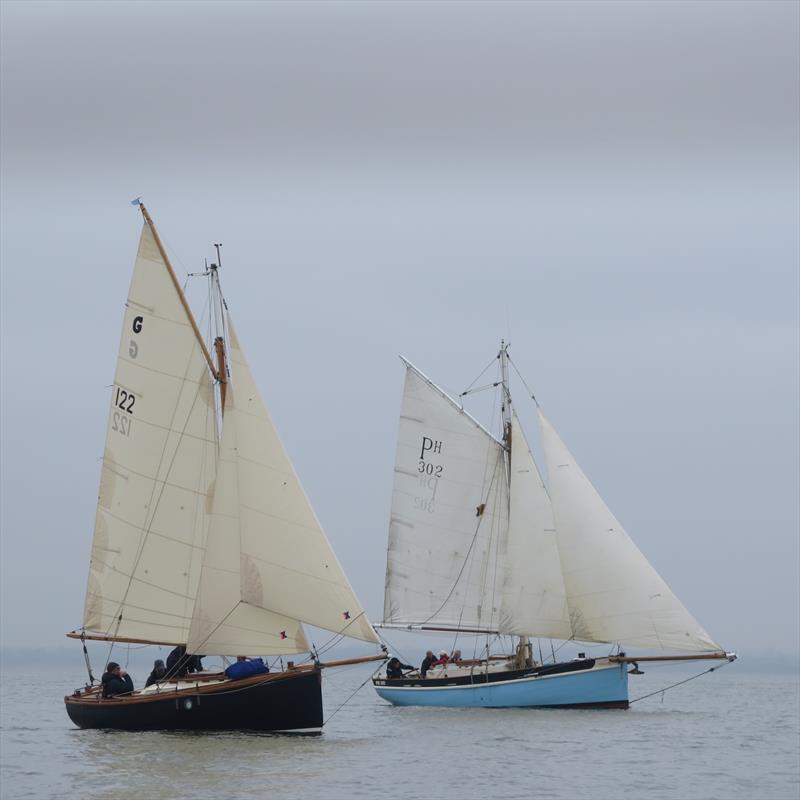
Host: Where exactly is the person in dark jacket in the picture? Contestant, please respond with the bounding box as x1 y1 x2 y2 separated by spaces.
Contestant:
420 650 436 678
101 662 134 698
145 659 167 687
166 645 204 678
386 657 414 679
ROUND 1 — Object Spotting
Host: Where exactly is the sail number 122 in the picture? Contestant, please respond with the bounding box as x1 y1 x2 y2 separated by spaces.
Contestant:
112 386 135 437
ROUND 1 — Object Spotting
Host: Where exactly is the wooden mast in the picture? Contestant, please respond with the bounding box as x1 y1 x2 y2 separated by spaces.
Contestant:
214 335 228 413
138 203 220 382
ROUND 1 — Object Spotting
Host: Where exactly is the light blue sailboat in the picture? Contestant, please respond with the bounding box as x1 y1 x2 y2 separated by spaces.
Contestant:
373 343 733 710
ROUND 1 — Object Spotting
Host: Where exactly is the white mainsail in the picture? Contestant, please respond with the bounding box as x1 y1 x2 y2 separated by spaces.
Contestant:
83 222 218 645
383 363 508 631
187 321 379 655
385 362 560 634
539 409 721 652
498 414 572 639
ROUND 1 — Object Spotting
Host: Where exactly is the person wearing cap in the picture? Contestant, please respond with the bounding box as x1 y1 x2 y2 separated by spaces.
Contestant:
101 662 134 698
145 659 167 687
420 650 436 678
386 656 414 679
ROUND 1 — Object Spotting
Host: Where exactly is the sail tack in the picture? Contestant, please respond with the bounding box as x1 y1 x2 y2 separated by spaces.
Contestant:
83 222 218 645
187 321 379 655
539 409 721 652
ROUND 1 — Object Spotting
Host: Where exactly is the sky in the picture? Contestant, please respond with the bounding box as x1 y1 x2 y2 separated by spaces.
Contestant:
1 0 798 659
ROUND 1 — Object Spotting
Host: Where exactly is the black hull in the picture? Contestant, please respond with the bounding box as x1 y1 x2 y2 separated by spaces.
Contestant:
65 669 322 731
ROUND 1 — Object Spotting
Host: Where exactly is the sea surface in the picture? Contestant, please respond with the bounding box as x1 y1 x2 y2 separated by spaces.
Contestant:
1 662 798 800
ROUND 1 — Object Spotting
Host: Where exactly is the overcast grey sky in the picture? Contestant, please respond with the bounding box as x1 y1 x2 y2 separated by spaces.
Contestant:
1 1 797 658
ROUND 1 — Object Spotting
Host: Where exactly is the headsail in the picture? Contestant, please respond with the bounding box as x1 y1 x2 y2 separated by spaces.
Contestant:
187 321 379 655
498 414 572 639
83 221 218 645
539 409 721 652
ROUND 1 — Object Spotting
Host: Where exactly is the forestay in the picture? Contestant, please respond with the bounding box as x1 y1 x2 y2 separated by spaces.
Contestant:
83 222 218 645
187 321 379 655
539 409 721 652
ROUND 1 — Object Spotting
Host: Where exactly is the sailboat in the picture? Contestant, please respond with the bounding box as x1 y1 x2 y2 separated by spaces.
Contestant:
64 203 384 731
373 343 735 709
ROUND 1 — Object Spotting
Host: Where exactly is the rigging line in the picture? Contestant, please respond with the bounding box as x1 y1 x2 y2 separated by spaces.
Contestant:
103 294 213 639
376 630 414 668
507 353 539 406
628 658 734 704
460 354 501 396
419 455 502 627
323 661 386 727
301 611 374 660
459 382 500 398
178 604 239 662
486 452 504 635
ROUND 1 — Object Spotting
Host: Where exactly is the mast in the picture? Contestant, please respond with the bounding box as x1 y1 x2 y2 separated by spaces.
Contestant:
498 340 533 664
499 340 512 450
138 203 220 382
209 244 228 415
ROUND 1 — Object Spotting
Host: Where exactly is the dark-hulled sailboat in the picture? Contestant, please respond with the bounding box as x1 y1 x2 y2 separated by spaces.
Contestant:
65 203 384 731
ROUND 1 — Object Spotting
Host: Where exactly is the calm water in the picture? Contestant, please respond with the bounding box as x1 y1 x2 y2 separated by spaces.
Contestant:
1 663 798 799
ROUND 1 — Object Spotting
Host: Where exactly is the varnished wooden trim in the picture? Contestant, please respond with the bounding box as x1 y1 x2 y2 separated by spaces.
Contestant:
138 204 219 381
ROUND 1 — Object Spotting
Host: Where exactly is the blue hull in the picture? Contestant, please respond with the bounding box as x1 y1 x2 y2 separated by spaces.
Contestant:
374 663 628 709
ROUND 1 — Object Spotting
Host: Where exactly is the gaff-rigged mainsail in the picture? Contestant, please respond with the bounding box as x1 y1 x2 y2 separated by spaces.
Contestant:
383 362 571 639
83 221 218 645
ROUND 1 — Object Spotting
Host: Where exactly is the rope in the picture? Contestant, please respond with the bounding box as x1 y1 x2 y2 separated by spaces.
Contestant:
629 658 734 704
460 354 501 398
323 661 385 727
80 633 95 685
506 353 539 406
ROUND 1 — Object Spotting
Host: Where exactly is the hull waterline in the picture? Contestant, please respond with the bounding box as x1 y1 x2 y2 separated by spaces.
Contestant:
373 661 629 709
65 669 322 731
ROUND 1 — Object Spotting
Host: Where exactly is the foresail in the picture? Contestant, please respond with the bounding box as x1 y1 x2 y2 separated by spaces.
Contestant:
383 362 510 632
187 320 379 655
186 384 309 656
539 410 721 652
83 222 218 645
499 414 572 639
